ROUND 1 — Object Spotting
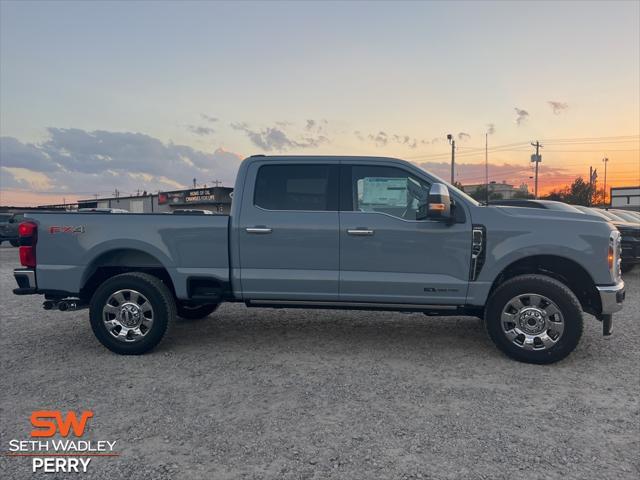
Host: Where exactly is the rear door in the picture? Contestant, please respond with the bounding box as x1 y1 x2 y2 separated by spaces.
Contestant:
339 164 472 305
238 161 340 300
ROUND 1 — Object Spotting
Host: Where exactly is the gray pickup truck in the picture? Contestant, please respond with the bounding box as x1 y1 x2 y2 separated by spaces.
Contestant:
13 155 625 363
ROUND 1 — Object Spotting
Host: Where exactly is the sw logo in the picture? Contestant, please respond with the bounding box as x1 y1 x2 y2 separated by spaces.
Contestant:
30 410 94 437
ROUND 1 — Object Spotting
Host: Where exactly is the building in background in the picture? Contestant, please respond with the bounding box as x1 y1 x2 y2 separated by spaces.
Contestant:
77 186 233 214
461 181 529 200
610 186 640 210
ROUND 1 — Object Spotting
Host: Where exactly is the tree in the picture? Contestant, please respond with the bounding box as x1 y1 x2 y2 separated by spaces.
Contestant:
470 186 503 202
513 189 533 199
542 176 595 206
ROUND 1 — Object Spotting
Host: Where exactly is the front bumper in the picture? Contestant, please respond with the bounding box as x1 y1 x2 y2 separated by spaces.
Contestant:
13 268 37 295
596 280 625 315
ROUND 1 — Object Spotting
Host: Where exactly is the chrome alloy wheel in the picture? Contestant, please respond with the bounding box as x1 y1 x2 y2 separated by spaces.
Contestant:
500 293 565 351
102 289 154 343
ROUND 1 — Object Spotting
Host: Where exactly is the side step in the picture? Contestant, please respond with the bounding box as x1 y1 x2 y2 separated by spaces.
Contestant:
246 299 463 314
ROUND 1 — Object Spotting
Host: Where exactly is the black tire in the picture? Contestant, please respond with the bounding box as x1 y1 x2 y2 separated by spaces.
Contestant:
485 274 583 364
89 272 176 355
621 263 635 274
9 239 19 247
177 303 218 320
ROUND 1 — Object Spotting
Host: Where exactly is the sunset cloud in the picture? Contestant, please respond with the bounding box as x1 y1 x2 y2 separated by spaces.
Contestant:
186 125 215 136
230 122 329 151
357 130 427 149
514 108 529 126
0 129 243 198
416 160 569 188
200 114 218 123
548 101 569 115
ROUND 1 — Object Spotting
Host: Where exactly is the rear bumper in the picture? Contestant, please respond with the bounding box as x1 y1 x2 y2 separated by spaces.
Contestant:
596 280 625 315
13 268 37 295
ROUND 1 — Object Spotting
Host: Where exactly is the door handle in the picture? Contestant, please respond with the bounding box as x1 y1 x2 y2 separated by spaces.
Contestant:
246 227 273 234
347 228 374 236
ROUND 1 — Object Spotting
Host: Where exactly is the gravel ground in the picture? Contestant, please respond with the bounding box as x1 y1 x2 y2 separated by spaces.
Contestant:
0 245 638 479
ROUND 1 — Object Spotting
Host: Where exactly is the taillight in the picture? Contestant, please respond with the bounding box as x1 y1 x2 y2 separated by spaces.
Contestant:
18 221 37 268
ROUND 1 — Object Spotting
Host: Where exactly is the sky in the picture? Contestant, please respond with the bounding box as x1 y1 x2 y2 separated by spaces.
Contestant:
0 0 638 206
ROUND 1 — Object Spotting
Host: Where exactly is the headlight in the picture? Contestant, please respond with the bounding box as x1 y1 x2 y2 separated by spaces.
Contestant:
609 230 622 281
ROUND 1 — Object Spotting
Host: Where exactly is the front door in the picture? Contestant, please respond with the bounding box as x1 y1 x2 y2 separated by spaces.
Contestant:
238 162 340 300
339 164 471 305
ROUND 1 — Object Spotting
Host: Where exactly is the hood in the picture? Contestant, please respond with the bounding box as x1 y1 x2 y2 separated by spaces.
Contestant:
489 205 611 225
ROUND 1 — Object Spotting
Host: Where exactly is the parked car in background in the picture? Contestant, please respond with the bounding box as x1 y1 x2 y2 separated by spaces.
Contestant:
570 206 639 274
608 209 640 224
77 208 129 213
172 209 215 215
488 199 585 213
0 212 24 246
594 209 628 223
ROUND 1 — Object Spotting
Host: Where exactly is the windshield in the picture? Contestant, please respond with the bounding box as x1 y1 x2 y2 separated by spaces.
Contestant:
0 214 12 222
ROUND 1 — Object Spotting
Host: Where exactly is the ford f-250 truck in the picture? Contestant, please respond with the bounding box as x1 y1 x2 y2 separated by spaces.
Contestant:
13 155 626 363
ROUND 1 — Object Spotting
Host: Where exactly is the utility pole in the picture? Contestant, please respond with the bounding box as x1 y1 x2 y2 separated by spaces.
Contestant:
589 166 598 207
447 134 455 184
193 178 197 188
485 133 489 205
530 141 543 199
602 157 609 205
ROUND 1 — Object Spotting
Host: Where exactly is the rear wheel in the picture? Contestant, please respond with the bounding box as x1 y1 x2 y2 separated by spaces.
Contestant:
485 274 583 364
177 303 218 320
89 272 176 355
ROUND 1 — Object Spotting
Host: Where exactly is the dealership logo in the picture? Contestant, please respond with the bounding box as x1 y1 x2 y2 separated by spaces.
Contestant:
5 410 118 473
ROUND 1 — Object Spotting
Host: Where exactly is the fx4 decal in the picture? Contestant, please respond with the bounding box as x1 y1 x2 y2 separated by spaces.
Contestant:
49 226 85 234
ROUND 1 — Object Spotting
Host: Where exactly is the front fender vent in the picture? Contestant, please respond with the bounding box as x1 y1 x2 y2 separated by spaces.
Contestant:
470 225 486 281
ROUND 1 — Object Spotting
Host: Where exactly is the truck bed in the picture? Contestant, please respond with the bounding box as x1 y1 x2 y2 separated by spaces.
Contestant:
26 212 230 299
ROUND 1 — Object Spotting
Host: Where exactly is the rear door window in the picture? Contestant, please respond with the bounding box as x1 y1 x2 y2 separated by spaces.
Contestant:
254 164 339 211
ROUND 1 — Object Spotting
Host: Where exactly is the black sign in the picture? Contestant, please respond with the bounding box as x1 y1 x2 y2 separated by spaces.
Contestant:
158 188 231 205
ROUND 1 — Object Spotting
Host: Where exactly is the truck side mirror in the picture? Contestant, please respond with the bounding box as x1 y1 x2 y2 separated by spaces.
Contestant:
417 183 452 221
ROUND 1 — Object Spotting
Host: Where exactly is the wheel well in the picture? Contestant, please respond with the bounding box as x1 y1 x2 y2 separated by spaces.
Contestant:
490 255 601 315
80 249 176 301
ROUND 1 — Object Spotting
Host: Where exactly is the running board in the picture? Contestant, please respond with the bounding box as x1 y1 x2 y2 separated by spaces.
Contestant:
246 299 460 313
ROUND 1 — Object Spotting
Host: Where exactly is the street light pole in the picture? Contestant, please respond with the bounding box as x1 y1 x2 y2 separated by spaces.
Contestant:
530 141 543 199
485 132 489 205
602 157 609 205
447 134 455 184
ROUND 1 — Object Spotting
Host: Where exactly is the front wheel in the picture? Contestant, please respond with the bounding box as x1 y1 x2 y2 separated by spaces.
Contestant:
9 239 19 247
485 274 583 364
89 272 176 355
